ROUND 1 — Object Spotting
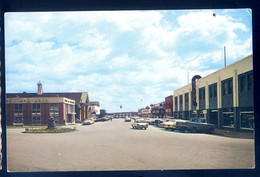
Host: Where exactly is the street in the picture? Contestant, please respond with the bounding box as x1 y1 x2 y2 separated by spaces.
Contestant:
7 119 254 172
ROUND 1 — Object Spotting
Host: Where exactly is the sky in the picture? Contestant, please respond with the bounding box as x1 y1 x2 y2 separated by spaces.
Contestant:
5 9 252 113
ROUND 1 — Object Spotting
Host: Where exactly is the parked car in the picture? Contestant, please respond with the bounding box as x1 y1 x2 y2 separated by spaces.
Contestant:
165 118 215 133
82 119 93 125
75 118 81 123
163 119 189 132
125 116 131 122
144 118 156 125
188 118 215 133
132 119 148 130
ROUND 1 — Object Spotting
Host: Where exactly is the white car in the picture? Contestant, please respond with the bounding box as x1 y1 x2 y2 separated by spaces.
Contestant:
132 119 148 130
125 116 131 122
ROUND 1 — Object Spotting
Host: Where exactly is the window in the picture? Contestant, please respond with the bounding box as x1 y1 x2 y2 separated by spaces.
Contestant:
223 113 234 127
241 113 254 129
50 103 59 124
199 87 205 100
239 75 246 92
32 104 41 124
209 85 213 98
228 79 233 95
185 93 189 103
175 96 178 106
213 84 217 97
179 95 183 104
14 104 23 123
222 79 232 96
203 88 205 99
247 72 253 91
223 82 228 96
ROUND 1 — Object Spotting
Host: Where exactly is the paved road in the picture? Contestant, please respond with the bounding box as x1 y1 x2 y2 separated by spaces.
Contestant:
7 119 254 172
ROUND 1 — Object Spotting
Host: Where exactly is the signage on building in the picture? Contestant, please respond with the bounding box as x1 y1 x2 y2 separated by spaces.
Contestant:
191 75 201 107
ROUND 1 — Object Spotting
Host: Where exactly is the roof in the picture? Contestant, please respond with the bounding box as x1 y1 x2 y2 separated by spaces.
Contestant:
6 92 89 103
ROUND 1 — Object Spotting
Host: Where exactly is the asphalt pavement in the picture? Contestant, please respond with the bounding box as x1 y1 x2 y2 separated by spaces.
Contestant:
7 119 255 172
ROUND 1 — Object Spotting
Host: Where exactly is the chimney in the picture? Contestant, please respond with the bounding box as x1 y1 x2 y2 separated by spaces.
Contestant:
37 81 43 95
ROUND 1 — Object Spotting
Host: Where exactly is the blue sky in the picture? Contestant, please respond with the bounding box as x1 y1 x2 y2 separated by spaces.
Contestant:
5 9 252 113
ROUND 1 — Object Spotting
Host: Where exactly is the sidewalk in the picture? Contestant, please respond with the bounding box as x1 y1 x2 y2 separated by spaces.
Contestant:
213 128 254 139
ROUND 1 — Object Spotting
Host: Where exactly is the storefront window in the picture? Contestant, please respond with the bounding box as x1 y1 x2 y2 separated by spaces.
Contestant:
241 113 254 129
223 112 234 127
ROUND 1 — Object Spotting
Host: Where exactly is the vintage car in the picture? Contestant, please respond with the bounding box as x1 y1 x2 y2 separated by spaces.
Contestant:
132 119 148 130
164 118 215 133
82 120 93 125
82 118 95 125
144 118 156 125
188 118 215 133
163 119 189 132
125 116 131 122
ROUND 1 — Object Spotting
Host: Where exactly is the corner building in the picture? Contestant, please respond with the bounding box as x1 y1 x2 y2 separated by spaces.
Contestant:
6 82 89 126
6 96 75 126
173 54 254 131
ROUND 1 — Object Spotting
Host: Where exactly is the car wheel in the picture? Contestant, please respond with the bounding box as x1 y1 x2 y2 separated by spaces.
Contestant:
144 127 147 130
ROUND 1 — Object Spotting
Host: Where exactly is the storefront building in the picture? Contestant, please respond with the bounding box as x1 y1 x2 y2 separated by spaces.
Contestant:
151 102 165 118
6 96 75 126
6 82 89 125
164 95 173 117
173 54 254 131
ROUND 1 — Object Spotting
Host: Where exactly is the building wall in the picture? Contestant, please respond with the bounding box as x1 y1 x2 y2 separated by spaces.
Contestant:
6 97 75 126
165 95 173 117
6 104 14 126
41 103 49 125
23 104 32 125
172 54 253 130
173 55 253 111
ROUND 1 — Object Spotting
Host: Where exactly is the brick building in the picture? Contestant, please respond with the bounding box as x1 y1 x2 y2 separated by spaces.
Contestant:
6 96 75 126
151 102 165 118
6 82 89 126
164 95 173 117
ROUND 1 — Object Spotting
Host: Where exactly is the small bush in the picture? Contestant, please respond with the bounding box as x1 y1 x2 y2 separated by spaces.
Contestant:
22 127 76 133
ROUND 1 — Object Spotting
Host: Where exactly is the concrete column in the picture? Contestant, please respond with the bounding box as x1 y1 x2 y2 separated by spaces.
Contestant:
234 107 241 131
206 109 210 123
218 108 223 128
196 110 200 118
189 110 193 119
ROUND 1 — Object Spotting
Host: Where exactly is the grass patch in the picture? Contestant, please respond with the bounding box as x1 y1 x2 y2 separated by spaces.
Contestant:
22 127 76 133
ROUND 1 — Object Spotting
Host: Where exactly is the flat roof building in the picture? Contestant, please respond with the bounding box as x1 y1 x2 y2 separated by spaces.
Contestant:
6 82 90 126
173 54 253 131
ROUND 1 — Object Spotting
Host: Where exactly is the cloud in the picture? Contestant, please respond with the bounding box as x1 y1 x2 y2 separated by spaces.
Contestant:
5 10 252 113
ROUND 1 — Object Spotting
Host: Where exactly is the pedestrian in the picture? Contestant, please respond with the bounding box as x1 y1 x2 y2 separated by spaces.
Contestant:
110 117 112 121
